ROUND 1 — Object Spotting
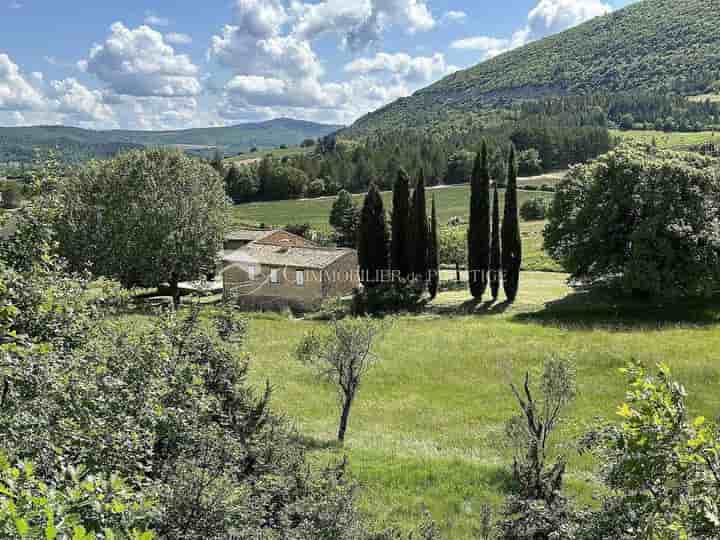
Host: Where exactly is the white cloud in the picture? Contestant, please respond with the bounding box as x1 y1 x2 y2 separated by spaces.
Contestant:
166 32 192 45
80 23 201 98
48 78 116 125
144 12 170 26
451 0 611 60
291 0 434 49
527 0 611 39
345 52 456 83
442 10 467 23
0 53 46 111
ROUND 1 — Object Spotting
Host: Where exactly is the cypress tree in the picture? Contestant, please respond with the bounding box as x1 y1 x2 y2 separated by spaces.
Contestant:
410 169 428 283
358 183 389 287
502 145 522 301
428 195 439 299
468 141 491 300
490 183 501 301
391 168 411 279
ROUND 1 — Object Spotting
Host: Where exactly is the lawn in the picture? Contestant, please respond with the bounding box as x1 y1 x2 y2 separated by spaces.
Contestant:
237 274 720 538
611 129 720 150
230 184 560 272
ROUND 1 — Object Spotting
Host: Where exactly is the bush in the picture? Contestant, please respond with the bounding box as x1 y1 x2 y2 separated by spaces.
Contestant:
545 144 720 297
517 148 543 176
307 178 326 197
351 281 424 315
0 180 23 209
520 198 548 221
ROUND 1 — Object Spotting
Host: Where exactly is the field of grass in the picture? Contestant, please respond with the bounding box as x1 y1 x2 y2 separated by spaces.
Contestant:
227 273 720 538
611 129 719 149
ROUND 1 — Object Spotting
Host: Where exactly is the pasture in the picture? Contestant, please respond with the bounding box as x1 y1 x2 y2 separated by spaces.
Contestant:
233 272 720 539
611 129 719 149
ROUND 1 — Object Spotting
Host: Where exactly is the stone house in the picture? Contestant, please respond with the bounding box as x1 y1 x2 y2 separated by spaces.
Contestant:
222 229 359 311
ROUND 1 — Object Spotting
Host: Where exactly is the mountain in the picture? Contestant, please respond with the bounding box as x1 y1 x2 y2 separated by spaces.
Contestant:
0 118 343 163
345 0 720 137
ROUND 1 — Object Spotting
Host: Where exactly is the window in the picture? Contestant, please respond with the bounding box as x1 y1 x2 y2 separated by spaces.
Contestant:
270 268 279 284
296 269 305 286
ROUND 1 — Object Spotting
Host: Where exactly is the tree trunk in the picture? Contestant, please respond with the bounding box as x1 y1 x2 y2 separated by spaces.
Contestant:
338 396 353 443
170 274 181 309
456 262 461 282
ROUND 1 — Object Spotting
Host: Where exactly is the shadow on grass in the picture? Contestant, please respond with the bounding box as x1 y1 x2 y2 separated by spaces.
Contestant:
433 298 514 316
513 285 720 331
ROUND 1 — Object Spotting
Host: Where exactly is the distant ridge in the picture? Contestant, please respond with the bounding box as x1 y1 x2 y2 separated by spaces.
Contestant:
0 118 343 162
344 0 720 136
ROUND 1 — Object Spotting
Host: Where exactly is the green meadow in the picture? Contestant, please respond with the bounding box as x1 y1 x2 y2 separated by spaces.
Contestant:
232 272 720 539
611 129 720 149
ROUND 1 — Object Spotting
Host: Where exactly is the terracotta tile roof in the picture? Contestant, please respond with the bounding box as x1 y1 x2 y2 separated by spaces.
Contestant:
225 229 276 242
223 243 354 270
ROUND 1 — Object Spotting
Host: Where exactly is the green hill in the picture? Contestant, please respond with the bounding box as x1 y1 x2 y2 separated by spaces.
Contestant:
0 118 342 163
345 0 720 136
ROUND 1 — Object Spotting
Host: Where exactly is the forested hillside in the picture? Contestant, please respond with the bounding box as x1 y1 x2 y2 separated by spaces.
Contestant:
346 0 720 136
0 118 342 163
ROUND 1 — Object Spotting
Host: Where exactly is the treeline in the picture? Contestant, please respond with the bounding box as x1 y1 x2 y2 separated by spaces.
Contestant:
521 92 720 132
224 119 610 203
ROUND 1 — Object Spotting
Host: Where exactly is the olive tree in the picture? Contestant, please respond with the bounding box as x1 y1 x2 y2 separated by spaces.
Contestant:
55 148 229 306
296 318 387 443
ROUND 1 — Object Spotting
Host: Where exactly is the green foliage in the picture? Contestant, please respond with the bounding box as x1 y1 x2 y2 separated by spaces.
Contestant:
359 183 390 287
224 163 258 203
502 147 522 302
54 148 229 301
490 185 501 300
329 190 360 248
410 171 428 282
445 151 474 185
545 144 720 297
351 280 424 316
468 143 491 300
439 226 466 282
0 180 25 209
427 197 439 300
391 169 412 279
579 363 720 539
519 198 548 221
0 455 156 540
516 149 543 177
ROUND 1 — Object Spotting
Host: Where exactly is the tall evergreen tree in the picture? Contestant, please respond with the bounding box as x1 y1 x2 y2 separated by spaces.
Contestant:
410 169 428 282
391 168 411 279
468 141 491 300
358 183 389 287
502 145 522 301
210 148 225 175
490 183 502 301
428 195 439 299
330 190 359 248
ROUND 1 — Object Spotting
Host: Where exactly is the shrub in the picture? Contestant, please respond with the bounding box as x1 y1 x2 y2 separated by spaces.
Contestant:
307 178 326 197
351 281 424 315
520 198 548 221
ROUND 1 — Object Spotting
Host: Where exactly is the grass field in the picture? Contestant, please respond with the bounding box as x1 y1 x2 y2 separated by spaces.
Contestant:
611 129 719 149
221 273 720 538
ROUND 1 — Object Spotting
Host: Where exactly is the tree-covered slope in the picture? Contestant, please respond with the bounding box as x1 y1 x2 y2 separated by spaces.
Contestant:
345 0 720 136
0 118 342 163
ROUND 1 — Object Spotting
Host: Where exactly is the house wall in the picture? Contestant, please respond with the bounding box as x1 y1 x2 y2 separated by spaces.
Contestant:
223 262 324 311
322 252 360 297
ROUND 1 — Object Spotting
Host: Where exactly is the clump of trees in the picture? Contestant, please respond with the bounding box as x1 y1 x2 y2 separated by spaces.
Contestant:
330 189 360 248
545 144 720 297
519 198 548 221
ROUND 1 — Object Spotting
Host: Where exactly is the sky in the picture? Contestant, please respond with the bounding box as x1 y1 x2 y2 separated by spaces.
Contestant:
0 0 637 130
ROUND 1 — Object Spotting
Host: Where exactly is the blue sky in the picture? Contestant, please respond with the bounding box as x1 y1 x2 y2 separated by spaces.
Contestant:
0 0 636 130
